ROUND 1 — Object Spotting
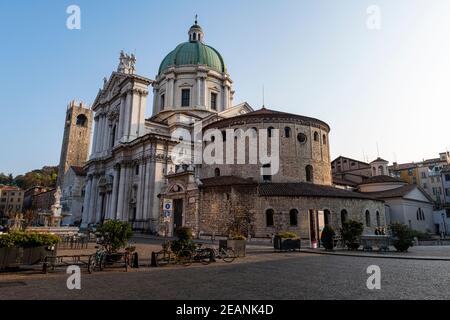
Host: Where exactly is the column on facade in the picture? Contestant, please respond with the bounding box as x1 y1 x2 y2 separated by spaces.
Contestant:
102 115 110 153
87 176 99 224
196 77 201 107
202 77 207 107
123 92 132 142
118 95 126 141
91 117 99 156
167 77 175 108
136 160 145 221
116 165 126 221
152 88 158 115
142 157 153 221
110 166 120 219
151 161 163 223
96 115 103 154
81 176 92 227
104 192 111 220
223 85 229 111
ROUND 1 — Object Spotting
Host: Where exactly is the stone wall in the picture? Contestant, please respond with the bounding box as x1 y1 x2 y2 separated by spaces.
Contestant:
200 120 332 185
196 186 386 239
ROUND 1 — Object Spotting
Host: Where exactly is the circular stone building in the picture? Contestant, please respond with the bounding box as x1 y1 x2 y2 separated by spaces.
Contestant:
170 108 387 242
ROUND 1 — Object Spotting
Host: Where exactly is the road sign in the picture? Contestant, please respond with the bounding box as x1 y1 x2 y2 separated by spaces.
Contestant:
163 199 173 223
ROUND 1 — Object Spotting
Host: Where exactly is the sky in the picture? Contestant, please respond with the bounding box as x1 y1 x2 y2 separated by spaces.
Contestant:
0 0 449 176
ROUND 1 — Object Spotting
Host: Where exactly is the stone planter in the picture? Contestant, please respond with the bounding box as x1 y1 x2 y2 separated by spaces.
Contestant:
0 246 48 269
274 237 301 252
219 240 246 257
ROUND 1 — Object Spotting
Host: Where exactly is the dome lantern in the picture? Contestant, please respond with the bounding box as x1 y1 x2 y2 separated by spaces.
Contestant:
189 15 204 42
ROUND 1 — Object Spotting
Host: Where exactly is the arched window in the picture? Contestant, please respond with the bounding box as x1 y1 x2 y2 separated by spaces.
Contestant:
284 127 291 138
305 165 313 182
76 114 87 127
378 166 384 175
314 132 319 141
376 211 381 227
365 210 371 227
372 167 377 176
298 133 307 144
324 209 331 226
289 209 298 226
268 127 274 138
251 127 258 136
214 168 221 177
323 134 327 145
266 209 274 227
211 135 215 142
341 209 348 224
135 164 140 175
417 208 425 221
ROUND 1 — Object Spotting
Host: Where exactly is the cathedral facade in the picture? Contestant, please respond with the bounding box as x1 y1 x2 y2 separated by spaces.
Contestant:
80 21 386 242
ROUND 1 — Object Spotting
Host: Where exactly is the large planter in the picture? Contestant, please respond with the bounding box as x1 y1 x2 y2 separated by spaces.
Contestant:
219 240 246 257
0 246 49 269
274 237 301 252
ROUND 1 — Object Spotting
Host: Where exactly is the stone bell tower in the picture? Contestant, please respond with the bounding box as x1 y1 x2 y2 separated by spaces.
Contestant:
57 100 93 187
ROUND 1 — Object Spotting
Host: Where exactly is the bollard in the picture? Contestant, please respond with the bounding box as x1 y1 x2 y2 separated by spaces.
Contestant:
209 249 216 263
133 252 139 268
151 251 157 267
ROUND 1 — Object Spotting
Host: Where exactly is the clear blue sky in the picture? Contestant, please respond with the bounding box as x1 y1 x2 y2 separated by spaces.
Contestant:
1 0 449 175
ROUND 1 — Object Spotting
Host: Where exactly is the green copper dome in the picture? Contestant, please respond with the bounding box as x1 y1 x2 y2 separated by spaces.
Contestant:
158 41 226 75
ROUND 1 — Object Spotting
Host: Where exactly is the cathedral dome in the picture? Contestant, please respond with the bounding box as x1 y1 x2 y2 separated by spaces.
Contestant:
158 22 226 75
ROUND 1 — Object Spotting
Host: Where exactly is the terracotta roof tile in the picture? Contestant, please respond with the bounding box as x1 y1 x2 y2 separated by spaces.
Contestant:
358 175 405 185
199 176 257 188
258 183 379 200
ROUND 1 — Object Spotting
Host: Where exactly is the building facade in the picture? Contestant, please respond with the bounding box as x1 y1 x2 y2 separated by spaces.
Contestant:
80 21 386 242
0 186 24 223
358 176 435 233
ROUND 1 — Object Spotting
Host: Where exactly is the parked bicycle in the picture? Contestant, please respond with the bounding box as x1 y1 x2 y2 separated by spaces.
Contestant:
154 241 192 267
88 245 107 273
212 246 236 263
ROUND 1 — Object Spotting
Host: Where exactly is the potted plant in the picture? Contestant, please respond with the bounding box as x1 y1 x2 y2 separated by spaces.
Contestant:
320 225 335 251
96 220 133 263
340 220 364 251
217 207 253 258
389 222 414 252
274 232 301 252
219 234 247 257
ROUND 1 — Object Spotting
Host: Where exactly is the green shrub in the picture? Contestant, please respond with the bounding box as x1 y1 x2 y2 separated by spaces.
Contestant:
320 226 335 250
340 220 364 250
171 227 196 254
96 220 133 253
174 227 193 241
389 222 414 252
0 232 60 248
275 232 298 239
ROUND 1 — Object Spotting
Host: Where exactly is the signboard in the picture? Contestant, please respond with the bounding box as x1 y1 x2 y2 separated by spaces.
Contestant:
163 199 173 223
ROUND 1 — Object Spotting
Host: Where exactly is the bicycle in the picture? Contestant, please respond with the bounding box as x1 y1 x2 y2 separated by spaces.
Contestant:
88 245 107 273
154 241 193 267
192 244 214 265
213 247 236 263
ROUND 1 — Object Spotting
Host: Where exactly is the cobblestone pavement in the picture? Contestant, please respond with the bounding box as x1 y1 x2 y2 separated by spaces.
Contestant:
1 243 450 299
